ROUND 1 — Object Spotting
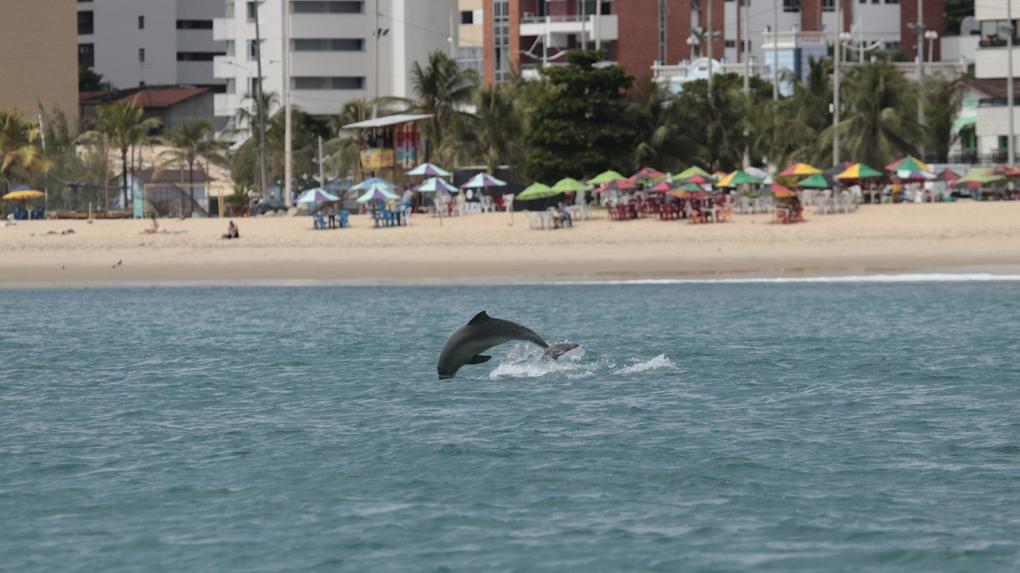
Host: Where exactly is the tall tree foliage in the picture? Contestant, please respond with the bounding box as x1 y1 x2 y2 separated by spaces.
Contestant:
410 51 477 163
525 50 637 181
0 109 51 193
80 100 161 206
922 74 968 163
230 106 331 192
157 121 228 207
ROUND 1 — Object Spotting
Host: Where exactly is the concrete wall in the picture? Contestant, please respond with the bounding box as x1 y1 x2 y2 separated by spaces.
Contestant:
975 0 1020 22
0 0 78 122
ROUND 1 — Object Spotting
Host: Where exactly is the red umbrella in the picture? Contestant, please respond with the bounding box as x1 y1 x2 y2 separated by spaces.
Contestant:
937 168 960 183
595 179 638 193
682 174 712 186
647 180 678 193
628 167 666 184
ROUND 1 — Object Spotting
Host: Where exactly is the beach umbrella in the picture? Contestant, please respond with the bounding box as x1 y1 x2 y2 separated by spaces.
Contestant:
587 170 627 185
744 166 773 185
954 170 1005 186
551 177 590 193
836 163 883 181
797 173 832 189
414 177 458 193
516 182 560 201
406 162 451 177
595 179 638 193
461 173 507 189
668 183 704 198
716 170 763 188
936 168 961 183
885 155 931 173
673 166 712 181
355 186 400 204
772 183 798 199
679 174 713 186
2 188 45 201
296 187 340 205
779 163 822 177
351 176 396 191
894 169 936 183
647 180 680 193
628 167 666 184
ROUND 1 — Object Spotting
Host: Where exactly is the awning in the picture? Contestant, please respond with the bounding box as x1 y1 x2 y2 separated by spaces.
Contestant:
342 114 433 130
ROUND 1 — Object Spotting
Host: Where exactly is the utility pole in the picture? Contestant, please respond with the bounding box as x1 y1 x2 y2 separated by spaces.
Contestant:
253 1 268 199
772 0 779 100
833 0 842 166
595 0 602 51
1009 0 1015 165
916 0 925 158
742 0 750 169
283 0 293 208
318 136 325 187
707 0 714 93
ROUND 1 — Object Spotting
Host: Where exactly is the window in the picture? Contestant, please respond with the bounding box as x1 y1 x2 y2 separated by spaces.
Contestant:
226 78 236 94
138 48 146 63
292 38 365 51
460 10 473 24
177 52 223 61
177 20 214 29
291 1 364 13
822 0 834 11
225 0 235 17
226 40 235 56
247 1 257 21
492 0 510 82
783 0 799 12
885 0 898 3
724 40 736 48
885 40 900 50
248 39 262 60
77 10 94 35
292 76 365 90
78 43 95 68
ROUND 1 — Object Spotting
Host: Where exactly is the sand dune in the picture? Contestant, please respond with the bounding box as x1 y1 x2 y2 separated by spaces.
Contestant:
2 201 1019 286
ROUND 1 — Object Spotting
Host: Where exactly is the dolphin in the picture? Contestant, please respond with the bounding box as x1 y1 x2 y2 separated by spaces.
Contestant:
437 311 579 379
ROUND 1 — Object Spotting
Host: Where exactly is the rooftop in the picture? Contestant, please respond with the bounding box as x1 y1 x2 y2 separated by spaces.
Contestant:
80 86 211 109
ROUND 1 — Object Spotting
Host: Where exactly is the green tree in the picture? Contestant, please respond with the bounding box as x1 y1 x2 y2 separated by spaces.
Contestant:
410 51 477 163
79 67 112 92
524 50 637 181
80 100 162 206
230 106 331 193
921 74 967 163
455 83 525 174
157 120 228 210
0 109 51 193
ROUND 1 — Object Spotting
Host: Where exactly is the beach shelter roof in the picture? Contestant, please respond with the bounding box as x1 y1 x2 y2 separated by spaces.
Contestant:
516 182 560 200
674 166 712 181
629 167 666 183
595 179 638 193
414 177 458 193
355 187 400 204
406 162 450 177
797 173 832 189
780 163 822 177
2 187 44 200
461 173 507 189
772 183 797 198
647 180 679 193
587 170 627 185
886 155 931 173
296 187 340 205
351 176 396 191
836 163 883 180
716 170 764 188
551 177 590 193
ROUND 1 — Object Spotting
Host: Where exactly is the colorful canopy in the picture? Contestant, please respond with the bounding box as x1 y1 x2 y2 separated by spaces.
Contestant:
936 168 960 183
351 177 396 191
406 162 450 177
516 182 561 200
772 183 798 198
681 174 713 186
296 187 340 205
2 189 44 200
780 163 822 177
673 183 704 193
894 169 936 182
797 173 832 189
414 177 458 193
355 187 400 204
595 179 638 193
954 169 1005 186
587 170 627 185
461 173 507 189
673 166 712 181
886 156 931 173
629 167 667 183
551 177 590 193
647 180 679 193
836 163 883 180
716 170 764 188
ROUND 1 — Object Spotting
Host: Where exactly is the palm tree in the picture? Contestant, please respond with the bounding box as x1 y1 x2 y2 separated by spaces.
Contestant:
922 74 967 163
233 91 279 196
80 100 161 206
0 109 51 193
157 120 228 212
822 61 921 168
410 51 477 163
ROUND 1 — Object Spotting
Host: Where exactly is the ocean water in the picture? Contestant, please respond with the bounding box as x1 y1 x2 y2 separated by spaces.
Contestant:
2 281 1020 571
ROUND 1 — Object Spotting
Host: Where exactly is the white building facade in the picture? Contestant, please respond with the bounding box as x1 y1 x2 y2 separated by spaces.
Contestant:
974 0 1020 162
213 0 457 126
77 0 226 90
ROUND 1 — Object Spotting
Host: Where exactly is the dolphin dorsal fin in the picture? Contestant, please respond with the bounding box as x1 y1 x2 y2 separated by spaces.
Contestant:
468 311 490 325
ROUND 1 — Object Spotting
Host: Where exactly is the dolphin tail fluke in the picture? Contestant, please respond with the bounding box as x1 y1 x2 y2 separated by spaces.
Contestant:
543 343 579 360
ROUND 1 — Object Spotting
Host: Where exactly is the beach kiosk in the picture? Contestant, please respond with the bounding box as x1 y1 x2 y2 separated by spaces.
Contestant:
340 114 433 186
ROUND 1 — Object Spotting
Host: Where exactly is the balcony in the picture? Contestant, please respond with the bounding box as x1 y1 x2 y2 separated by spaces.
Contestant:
519 14 618 46
975 44 1020 79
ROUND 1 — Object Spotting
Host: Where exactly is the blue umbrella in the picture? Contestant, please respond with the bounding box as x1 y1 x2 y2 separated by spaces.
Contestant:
356 186 400 204
296 187 340 205
461 173 507 189
414 177 458 193
351 177 395 191
406 162 451 177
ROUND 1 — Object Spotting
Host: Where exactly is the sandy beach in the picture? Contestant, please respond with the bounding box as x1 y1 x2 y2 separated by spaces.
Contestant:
2 201 1019 286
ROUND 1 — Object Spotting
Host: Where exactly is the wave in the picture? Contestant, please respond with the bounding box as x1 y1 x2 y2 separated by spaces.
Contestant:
487 345 676 380
614 354 676 375
552 273 1020 286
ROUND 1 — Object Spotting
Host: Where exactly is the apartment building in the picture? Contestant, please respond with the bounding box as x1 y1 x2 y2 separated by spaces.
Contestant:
77 0 226 90
213 0 456 126
483 0 945 86
973 0 1019 162
0 0 78 121
459 0 486 74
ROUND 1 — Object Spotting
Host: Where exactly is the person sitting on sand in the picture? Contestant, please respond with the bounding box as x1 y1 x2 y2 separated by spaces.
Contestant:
142 214 159 234
222 220 240 240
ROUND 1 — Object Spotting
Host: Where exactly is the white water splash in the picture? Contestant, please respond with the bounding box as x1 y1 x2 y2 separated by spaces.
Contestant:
614 354 676 375
487 343 599 380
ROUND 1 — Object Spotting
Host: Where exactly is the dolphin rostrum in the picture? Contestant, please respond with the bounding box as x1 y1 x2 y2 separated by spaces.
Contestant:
437 311 579 379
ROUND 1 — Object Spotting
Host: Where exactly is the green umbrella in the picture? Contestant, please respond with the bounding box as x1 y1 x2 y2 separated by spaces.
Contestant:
673 166 712 181
887 156 930 173
797 173 832 189
587 170 627 185
955 170 1005 185
551 177 590 193
674 183 703 192
516 182 560 200
717 170 764 188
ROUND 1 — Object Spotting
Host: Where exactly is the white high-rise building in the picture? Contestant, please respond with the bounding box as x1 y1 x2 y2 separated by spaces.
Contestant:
213 0 457 126
974 0 1019 162
77 0 226 90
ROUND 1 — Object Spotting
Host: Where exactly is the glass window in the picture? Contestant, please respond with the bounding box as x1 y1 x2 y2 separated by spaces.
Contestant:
225 0 235 17
247 1 257 21
292 76 365 90
78 43 95 68
138 15 145 29
822 0 834 11
138 48 146 63
783 0 799 12
292 38 365 51
226 40 235 56
461 10 473 24
177 20 214 29
77 10 94 35
291 1 364 13
226 78 236 94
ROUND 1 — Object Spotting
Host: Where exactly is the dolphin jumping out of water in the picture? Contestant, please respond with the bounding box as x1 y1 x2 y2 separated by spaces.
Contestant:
437 311 579 379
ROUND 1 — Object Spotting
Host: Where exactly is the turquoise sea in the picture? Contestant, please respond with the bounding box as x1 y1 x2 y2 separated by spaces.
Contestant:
2 280 1020 571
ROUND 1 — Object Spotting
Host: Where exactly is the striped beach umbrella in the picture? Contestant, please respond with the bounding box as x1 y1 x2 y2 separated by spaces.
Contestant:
461 173 507 189
779 163 822 177
406 162 451 177
414 177 458 193
836 163 883 180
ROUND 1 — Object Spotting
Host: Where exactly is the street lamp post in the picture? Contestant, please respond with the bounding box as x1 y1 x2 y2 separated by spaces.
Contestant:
282 0 292 208
833 0 841 166
1008 2 1015 166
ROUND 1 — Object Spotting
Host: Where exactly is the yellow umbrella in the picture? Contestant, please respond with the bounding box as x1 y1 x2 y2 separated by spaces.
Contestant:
2 190 45 200
779 163 822 177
